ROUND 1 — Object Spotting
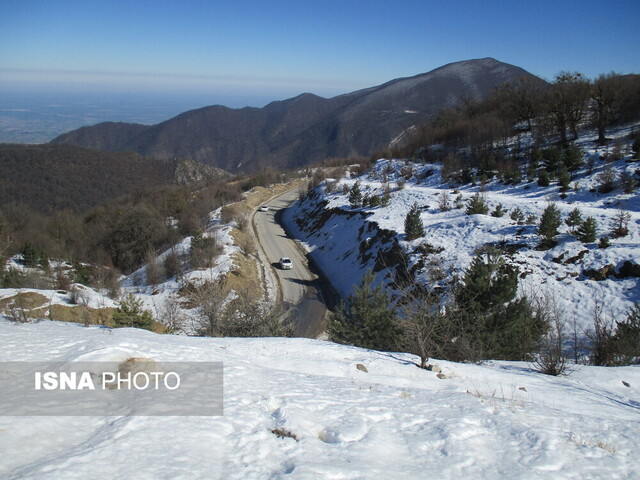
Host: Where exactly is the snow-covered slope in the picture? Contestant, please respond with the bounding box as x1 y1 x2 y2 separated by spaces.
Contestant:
1 318 638 479
284 125 640 335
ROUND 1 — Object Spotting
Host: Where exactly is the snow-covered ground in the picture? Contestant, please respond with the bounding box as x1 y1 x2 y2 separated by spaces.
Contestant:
1 317 638 479
284 124 640 335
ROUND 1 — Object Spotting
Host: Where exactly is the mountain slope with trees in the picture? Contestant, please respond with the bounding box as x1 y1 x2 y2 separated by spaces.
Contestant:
51 58 543 173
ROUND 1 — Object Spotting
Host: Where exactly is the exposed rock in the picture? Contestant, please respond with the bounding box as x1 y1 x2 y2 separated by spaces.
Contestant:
356 363 368 373
583 264 615 281
622 381 630 388
436 373 447 380
616 261 640 279
426 364 442 373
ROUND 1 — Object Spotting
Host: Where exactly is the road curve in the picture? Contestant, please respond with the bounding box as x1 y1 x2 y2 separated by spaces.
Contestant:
253 188 327 338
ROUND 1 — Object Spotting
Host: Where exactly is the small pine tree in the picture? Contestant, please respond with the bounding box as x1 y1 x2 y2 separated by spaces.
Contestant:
538 203 562 248
348 181 363 208
404 203 425 241
576 217 597 243
454 194 464 209
465 193 489 215
537 169 550 187
557 168 571 193
21 243 38 268
599 236 610 248
510 207 525 224
563 145 584 171
329 270 402 351
565 208 583 231
633 137 640 159
620 172 635 194
612 303 640 363
491 204 506 218
112 294 155 331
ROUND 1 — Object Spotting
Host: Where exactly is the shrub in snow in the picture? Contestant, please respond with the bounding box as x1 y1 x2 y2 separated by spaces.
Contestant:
112 294 155 331
537 169 550 187
510 207 525 224
610 210 631 238
329 270 401 352
599 236 611 249
557 168 571 193
465 193 489 215
348 181 363 208
620 172 635 194
612 304 640 364
491 204 506 218
598 166 617 193
538 203 562 249
404 203 425 241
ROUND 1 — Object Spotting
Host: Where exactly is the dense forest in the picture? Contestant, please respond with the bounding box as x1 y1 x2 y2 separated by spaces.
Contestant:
0 144 178 213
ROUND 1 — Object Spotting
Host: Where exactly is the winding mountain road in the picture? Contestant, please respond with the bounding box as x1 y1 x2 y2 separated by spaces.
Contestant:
253 188 327 338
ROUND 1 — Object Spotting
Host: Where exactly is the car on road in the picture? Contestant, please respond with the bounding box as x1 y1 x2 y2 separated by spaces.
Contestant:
279 257 293 270
259 205 269 212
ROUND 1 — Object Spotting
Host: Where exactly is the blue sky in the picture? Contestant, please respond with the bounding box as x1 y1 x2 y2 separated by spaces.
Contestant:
1 0 639 107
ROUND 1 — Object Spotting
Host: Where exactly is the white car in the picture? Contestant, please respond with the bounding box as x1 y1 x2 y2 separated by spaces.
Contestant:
259 205 269 212
279 257 293 270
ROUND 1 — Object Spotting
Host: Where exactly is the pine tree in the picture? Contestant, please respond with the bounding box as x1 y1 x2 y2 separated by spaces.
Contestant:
329 270 401 351
538 203 562 248
465 193 489 215
510 207 525 224
557 168 571 193
562 145 584 171
458 250 518 313
576 217 597 243
491 204 506 218
565 207 583 231
537 169 550 187
348 181 363 208
112 293 155 331
404 203 425 241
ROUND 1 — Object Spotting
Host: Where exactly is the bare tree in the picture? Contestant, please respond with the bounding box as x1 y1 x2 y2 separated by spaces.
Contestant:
591 73 623 145
156 294 186 334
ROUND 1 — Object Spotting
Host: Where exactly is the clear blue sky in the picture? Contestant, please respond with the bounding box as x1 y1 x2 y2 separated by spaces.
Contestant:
1 0 639 107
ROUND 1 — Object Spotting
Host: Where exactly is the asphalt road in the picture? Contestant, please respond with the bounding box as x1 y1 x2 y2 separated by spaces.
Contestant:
253 188 327 338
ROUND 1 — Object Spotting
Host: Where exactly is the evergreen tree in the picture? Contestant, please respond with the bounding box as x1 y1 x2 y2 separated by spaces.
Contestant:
562 145 584 171
537 169 550 187
510 207 525 224
565 207 583 231
465 193 489 215
576 217 597 243
112 293 155 331
348 181 363 208
21 243 38 267
458 250 518 314
456 250 544 360
557 168 571 193
489 296 547 361
329 270 401 351
538 203 562 248
613 304 640 363
491 204 506 218
404 203 425 241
